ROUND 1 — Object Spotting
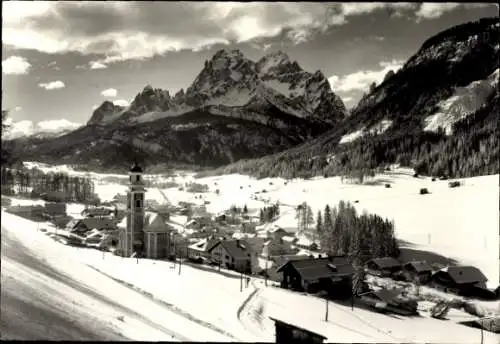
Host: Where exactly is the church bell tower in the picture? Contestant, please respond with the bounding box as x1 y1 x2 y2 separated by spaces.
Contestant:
126 160 146 256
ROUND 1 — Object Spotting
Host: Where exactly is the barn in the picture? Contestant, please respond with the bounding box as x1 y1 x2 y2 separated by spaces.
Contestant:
276 256 354 299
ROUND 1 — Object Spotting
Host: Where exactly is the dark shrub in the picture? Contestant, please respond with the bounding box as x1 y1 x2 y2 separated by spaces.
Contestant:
385 183 391 188
420 188 430 195
413 173 419 178
448 181 461 188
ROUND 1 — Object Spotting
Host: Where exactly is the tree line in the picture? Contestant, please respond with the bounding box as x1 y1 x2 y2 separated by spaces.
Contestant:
259 203 280 224
1 166 98 204
314 200 399 265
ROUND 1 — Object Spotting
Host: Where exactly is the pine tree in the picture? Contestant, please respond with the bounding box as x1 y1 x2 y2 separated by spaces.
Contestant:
316 210 323 234
259 209 264 224
243 204 248 214
305 205 314 231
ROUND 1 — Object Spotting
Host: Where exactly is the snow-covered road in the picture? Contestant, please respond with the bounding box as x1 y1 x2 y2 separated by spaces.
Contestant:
0 211 232 341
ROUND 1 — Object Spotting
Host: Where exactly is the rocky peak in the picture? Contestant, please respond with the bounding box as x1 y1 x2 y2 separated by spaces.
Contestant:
256 51 300 76
87 100 124 126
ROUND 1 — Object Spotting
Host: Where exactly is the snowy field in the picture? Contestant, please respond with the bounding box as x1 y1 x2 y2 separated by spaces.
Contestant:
20 162 499 288
2 209 498 343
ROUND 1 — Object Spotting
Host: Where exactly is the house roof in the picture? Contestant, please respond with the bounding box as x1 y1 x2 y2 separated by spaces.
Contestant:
75 218 115 230
208 240 250 259
83 207 113 216
276 257 354 281
370 288 404 303
269 317 327 340
440 266 488 285
368 257 402 269
404 261 432 273
188 238 219 252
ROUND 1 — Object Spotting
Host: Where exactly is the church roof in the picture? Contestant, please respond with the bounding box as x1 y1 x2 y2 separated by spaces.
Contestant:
117 211 171 233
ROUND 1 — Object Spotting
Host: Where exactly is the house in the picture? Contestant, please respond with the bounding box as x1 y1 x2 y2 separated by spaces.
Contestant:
402 261 433 283
365 257 402 277
276 256 354 298
269 316 327 344
44 202 67 217
188 237 220 260
360 288 418 316
66 218 116 235
430 266 489 296
294 236 320 251
207 239 253 273
262 237 298 259
117 211 173 259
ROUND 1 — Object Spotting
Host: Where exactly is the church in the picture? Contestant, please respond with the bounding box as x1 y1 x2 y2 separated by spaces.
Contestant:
116 161 172 259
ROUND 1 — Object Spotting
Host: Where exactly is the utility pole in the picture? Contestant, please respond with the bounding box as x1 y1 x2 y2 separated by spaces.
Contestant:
240 270 243 292
325 298 329 322
480 319 484 344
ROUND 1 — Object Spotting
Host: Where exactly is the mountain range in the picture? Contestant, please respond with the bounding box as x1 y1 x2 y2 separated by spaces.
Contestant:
8 49 347 171
6 17 500 177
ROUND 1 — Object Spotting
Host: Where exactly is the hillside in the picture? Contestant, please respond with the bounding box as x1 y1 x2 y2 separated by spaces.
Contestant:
205 17 499 180
7 50 346 172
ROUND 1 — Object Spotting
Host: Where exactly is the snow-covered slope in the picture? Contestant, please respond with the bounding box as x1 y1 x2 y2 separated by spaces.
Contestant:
424 68 499 134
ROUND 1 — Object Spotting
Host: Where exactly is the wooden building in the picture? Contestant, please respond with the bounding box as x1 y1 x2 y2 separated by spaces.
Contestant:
430 266 489 296
365 257 402 277
208 239 252 273
67 218 116 235
402 261 433 283
269 317 327 344
276 256 354 299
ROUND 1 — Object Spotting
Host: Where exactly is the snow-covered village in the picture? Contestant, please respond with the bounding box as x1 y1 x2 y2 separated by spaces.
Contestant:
1 2 499 343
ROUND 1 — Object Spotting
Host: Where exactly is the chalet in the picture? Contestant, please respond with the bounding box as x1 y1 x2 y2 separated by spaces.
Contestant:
188 237 220 260
67 218 116 235
402 261 433 283
44 202 67 217
208 239 252 273
269 316 327 344
430 266 489 296
360 288 418 316
365 257 402 277
295 236 320 251
262 237 299 258
276 256 354 298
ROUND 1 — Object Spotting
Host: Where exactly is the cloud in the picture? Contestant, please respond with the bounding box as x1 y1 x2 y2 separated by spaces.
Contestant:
329 59 404 93
415 3 461 20
38 80 66 90
14 106 23 112
1 2 451 63
101 88 118 97
89 60 107 69
4 117 82 139
113 99 129 107
2 56 32 75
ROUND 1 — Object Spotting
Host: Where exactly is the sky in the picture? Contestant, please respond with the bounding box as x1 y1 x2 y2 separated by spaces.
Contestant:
2 2 498 137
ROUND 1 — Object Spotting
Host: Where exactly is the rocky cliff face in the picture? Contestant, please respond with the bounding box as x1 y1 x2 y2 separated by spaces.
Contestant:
87 49 347 127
